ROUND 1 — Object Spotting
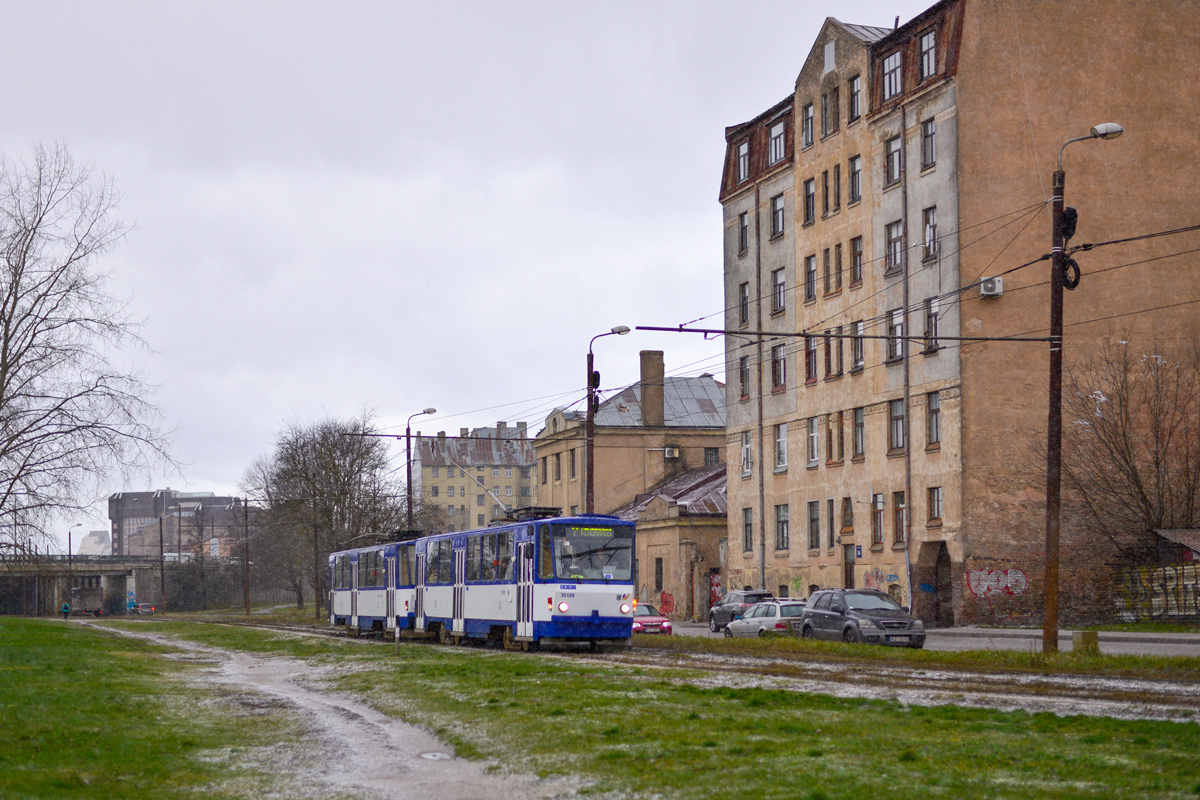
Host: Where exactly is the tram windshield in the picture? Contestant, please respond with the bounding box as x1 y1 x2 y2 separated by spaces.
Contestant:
549 523 633 582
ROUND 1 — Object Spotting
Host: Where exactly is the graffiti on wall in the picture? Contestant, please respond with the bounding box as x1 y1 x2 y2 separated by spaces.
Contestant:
660 592 676 615
863 568 900 591
791 576 807 597
1115 563 1200 621
710 573 723 606
967 568 1027 598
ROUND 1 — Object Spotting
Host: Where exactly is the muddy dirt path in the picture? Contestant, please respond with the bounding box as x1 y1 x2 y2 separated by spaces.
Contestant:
89 624 575 800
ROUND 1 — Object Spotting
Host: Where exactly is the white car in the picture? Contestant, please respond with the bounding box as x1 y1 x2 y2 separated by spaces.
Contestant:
723 600 807 638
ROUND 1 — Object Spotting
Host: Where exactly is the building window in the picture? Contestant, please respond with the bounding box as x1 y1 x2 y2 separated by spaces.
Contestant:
775 423 788 468
769 121 786 165
889 399 906 451
886 219 905 273
885 136 902 185
447 485 455 497
807 501 820 550
823 330 833 378
849 155 862 203
431 466 439 477
832 164 841 212
803 179 816 224
827 498 836 548
705 447 720 465
654 557 663 593
853 407 866 457
923 206 938 258
850 236 863 284
920 29 937 80
771 344 787 390
928 486 943 522
478 514 485 526
776 504 790 550
883 51 902 100
807 417 819 466
506 467 512 477
804 255 817 301
842 496 854 530
771 194 785 236
921 119 936 169
741 431 753 475
805 335 818 383
802 103 814 147
821 171 829 216
737 141 750 182
541 457 547 484
822 87 839 136
521 487 531 497
569 449 576 479
431 486 439 497
739 355 751 399
834 325 844 375
927 391 941 446
743 508 754 552
923 297 940 351
477 494 484 506
834 243 843 290
848 75 861 121
887 308 904 361
822 248 832 294
738 211 749 252
493 467 500 477
893 491 907 543
851 320 865 370
871 494 884 545
738 281 750 326
554 452 562 481
772 268 786 312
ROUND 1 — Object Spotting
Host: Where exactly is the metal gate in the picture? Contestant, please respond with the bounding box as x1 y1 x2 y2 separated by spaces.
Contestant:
386 556 396 630
415 552 426 632
452 547 466 635
516 541 535 639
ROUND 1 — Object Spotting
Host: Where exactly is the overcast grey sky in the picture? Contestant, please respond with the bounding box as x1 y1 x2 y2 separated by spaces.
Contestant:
4 1 933 547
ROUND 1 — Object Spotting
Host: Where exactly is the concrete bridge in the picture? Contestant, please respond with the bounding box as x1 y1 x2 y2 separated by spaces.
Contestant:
1 555 175 616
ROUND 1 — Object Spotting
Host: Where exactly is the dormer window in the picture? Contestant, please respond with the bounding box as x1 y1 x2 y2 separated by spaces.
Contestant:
883 51 902 100
920 29 937 80
737 141 750 182
768 121 786 165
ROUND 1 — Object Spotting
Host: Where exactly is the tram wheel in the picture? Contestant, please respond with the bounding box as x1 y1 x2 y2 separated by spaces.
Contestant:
502 627 515 650
438 626 452 645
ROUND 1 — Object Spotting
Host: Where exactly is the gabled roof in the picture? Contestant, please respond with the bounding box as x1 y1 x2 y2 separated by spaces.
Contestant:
418 435 536 468
612 464 728 521
833 19 893 44
594 375 725 428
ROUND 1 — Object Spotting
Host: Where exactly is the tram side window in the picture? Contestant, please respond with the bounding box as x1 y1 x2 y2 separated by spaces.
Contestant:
399 545 412 586
438 540 452 583
497 531 513 581
480 533 497 581
466 536 480 581
425 546 438 584
538 525 554 580
363 552 374 587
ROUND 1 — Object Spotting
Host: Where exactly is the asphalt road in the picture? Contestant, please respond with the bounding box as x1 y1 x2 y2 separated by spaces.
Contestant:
672 621 1200 657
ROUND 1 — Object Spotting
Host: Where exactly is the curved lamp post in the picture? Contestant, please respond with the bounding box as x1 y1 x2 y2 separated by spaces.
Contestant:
1043 123 1123 653
406 407 437 531
585 326 630 513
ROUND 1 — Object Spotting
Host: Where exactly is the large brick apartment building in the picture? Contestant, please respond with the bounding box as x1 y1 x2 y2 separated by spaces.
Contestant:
721 0 1200 624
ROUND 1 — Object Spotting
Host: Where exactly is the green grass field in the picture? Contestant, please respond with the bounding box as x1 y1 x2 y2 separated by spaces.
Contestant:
5 615 1200 799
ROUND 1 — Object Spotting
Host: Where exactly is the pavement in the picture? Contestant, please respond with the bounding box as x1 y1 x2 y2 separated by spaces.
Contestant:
671 622 1200 656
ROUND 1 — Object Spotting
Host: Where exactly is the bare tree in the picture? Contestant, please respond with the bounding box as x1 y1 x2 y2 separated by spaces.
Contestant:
241 411 405 612
1061 331 1200 553
0 145 170 550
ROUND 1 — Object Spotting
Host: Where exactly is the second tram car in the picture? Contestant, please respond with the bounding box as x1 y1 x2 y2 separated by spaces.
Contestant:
329 513 635 648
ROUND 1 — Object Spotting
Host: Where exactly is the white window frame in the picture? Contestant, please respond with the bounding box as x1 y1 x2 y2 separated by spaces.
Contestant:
883 51 902 100
807 417 819 466
920 30 937 80
775 423 788 468
802 103 814 147
923 206 938 258
772 268 786 312
769 121 785 164
741 431 753 475
852 320 865 369
886 219 905 272
771 194 785 236
886 137 902 184
737 141 750 182
887 308 905 361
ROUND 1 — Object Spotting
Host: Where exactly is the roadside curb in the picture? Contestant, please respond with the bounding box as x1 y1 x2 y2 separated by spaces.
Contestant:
924 627 1200 646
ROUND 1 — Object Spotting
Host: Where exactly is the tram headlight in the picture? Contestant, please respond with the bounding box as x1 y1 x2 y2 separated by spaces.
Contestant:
620 603 632 614
558 601 570 613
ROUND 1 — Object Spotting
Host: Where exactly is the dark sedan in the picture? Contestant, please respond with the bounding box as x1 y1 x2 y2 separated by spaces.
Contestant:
797 589 925 648
709 589 775 631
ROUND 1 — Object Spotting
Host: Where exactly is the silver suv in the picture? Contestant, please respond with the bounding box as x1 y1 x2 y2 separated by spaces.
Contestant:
708 589 774 631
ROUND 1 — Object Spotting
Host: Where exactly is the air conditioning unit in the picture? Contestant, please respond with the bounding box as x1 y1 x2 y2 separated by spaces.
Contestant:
664 447 681 459
980 276 1003 298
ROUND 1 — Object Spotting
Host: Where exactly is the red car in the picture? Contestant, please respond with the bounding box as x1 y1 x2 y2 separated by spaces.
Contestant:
632 604 672 635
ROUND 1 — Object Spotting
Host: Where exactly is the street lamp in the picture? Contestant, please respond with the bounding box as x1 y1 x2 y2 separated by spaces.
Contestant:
406 407 437 531
1043 122 1123 653
585 326 630 513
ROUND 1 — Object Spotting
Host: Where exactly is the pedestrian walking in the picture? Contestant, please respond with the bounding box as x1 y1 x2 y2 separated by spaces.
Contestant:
61 602 70 620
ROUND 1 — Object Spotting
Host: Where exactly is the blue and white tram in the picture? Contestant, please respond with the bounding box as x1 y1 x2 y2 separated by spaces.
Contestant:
329 513 635 648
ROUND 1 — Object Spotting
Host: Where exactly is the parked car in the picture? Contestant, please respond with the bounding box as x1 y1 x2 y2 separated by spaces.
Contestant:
632 604 672 635
797 589 925 648
709 590 775 631
133 603 156 616
724 600 807 638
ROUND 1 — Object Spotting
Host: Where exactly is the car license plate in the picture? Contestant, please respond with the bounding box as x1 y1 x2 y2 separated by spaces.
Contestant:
888 635 910 643
791 622 804 631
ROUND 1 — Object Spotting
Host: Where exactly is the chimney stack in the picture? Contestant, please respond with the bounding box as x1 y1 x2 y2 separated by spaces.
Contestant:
640 350 665 428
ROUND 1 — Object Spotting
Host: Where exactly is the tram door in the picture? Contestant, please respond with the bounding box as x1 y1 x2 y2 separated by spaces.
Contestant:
350 559 359 630
452 547 466 635
415 552 427 632
516 541 535 639
385 556 396 631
